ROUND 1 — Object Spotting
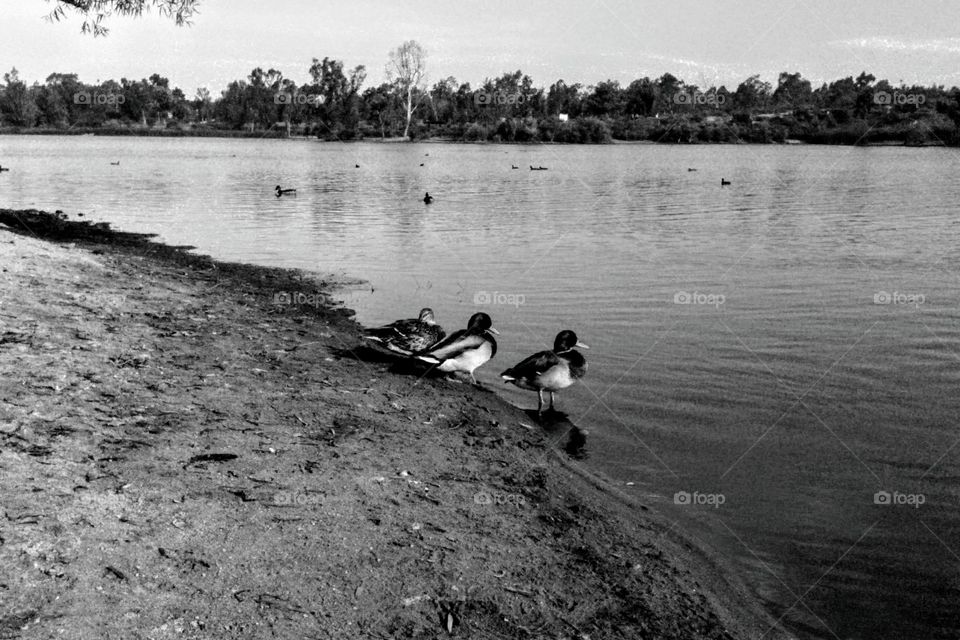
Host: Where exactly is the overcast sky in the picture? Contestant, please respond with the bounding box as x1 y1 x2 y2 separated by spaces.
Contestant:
3 0 960 96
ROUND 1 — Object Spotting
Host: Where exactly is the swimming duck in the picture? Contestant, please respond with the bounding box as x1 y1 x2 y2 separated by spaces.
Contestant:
500 330 589 415
721 178 731 186
0 166 9 172
275 185 297 197
423 192 433 204
511 165 519 170
110 161 120 166
416 312 498 384
363 308 446 355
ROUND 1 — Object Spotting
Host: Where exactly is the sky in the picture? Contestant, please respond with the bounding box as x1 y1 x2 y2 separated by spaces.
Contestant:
2 0 960 97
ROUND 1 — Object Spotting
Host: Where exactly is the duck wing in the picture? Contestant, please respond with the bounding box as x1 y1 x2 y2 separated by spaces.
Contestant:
415 329 485 363
398 323 446 353
364 319 445 353
501 350 560 380
363 317 417 341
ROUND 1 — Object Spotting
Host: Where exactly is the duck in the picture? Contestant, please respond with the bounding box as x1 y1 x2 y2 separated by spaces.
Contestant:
0 166 9 172
423 192 433 204
416 312 498 384
363 308 446 355
110 161 120 166
511 165 519 170
721 178 731 186
275 185 297 197
687 168 697 172
500 330 589 415
529 165 548 171
355 164 360 168
420 163 425 167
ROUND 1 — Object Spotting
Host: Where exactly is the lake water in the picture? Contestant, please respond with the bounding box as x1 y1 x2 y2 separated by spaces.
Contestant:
3 135 960 639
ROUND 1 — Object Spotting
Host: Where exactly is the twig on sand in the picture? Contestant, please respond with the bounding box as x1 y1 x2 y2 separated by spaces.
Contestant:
284 341 321 352
560 615 585 635
503 585 533 597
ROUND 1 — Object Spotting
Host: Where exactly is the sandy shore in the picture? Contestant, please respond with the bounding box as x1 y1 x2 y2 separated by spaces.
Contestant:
0 209 792 639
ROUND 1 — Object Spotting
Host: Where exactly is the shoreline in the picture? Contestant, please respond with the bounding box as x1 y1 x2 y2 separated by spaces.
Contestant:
0 129 948 147
0 208 793 639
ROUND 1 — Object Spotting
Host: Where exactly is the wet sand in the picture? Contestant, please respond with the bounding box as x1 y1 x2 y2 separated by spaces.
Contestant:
0 209 792 639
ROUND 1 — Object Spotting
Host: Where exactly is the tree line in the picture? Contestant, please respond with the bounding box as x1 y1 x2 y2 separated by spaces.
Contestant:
3 58 960 145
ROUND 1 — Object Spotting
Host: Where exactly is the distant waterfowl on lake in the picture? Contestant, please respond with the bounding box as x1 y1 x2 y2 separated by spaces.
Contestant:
530 165 548 171
511 165 519 169
363 307 446 355
688 168 697 172
423 192 433 204
420 163 425 167
721 178 731 186
501 330 589 415
0 165 10 172
275 185 297 197
355 164 360 168
110 161 120 166
416 312 498 384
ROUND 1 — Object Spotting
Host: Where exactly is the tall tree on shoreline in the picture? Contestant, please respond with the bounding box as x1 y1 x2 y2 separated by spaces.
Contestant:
44 0 199 36
386 40 427 139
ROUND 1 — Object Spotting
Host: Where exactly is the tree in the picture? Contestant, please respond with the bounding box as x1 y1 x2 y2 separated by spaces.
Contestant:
386 40 427 139
546 80 582 117
1 68 38 127
194 87 211 122
772 72 812 111
361 83 401 138
653 73 683 113
624 77 656 116
44 0 199 36
733 75 771 112
584 80 624 117
308 57 350 137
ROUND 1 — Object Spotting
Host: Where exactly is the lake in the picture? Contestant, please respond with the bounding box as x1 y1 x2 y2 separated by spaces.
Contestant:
3 134 960 639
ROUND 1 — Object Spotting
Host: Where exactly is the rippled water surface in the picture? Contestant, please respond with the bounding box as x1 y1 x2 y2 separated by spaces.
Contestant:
4 135 960 639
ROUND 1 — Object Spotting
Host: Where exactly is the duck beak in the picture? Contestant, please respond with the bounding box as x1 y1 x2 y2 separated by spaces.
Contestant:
489 327 500 335
576 341 590 349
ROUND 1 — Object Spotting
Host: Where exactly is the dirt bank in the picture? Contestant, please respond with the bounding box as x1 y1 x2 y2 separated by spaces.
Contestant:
0 209 791 639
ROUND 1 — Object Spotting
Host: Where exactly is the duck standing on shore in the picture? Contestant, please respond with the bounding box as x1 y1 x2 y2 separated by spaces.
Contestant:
275 185 297 197
501 330 589 415
416 312 498 384
363 308 446 355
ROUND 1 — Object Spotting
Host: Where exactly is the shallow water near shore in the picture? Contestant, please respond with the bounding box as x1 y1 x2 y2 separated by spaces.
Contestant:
4 135 960 639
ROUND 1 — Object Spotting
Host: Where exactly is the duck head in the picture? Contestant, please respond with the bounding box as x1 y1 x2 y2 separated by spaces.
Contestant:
467 312 499 335
418 308 437 324
554 330 589 353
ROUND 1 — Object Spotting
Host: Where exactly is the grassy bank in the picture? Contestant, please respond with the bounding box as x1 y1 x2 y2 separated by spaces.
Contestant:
0 209 792 639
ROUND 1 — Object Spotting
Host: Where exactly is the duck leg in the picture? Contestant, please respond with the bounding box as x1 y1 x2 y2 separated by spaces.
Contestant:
536 390 544 416
549 391 556 412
